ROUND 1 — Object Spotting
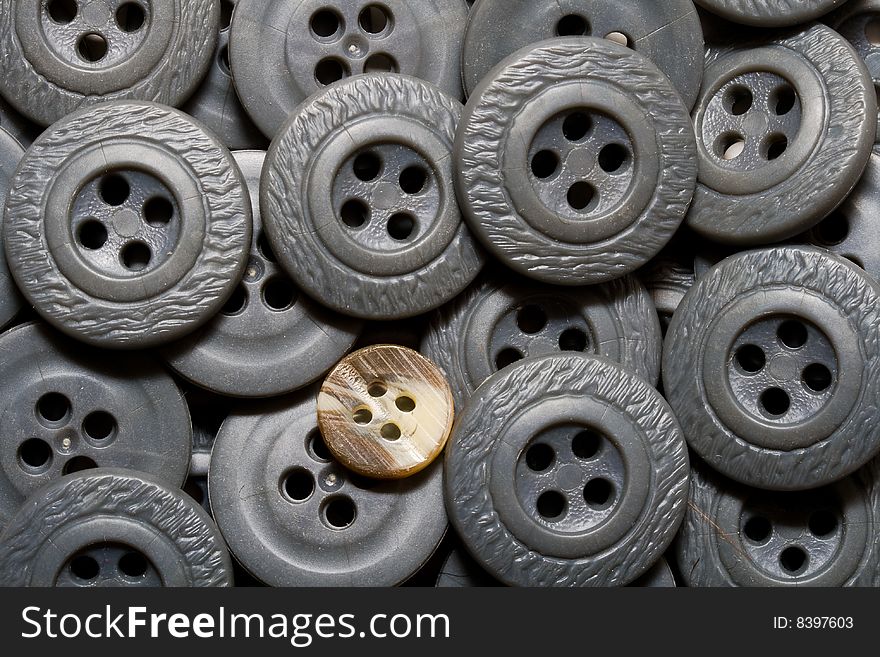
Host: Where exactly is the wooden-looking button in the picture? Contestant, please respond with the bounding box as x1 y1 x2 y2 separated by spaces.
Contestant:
317 345 454 479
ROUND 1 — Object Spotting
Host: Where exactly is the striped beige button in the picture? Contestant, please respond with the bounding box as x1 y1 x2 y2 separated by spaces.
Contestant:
317 345 454 479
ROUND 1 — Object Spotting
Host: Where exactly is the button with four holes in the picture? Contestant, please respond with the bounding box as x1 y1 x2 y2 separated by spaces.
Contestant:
318 345 454 479
0 322 192 532
3 100 252 349
687 24 876 245
421 272 662 409
261 73 484 320
664 246 880 491
456 37 696 285
229 0 467 137
677 462 880 587
444 353 689 586
461 0 705 109
0 0 220 126
0 469 232 587
209 388 447 586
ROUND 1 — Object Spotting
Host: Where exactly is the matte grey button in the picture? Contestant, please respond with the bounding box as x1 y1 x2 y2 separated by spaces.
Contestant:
229 0 467 137
209 388 448 586
0 322 192 532
422 272 662 409
462 0 705 108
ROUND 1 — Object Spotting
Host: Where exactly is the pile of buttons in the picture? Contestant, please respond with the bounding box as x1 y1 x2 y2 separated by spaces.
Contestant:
0 0 878 587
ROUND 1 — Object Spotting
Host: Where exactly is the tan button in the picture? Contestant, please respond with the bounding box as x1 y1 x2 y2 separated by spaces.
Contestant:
317 345 454 479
